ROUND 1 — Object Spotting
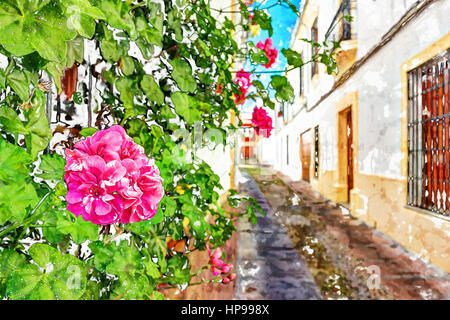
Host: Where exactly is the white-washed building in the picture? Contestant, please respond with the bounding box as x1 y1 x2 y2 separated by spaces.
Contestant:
257 0 450 272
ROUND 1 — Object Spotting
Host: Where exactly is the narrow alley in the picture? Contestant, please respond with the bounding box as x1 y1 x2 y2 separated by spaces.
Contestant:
236 166 450 300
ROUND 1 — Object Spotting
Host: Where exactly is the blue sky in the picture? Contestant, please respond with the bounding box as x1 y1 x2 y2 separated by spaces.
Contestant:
241 0 301 113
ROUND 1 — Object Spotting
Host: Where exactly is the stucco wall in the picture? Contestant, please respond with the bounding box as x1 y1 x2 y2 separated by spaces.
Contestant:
258 0 450 271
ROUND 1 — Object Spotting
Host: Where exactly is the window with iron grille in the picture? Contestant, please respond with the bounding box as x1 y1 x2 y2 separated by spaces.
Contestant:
311 19 319 78
325 0 352 43
407 49 450 217
314 126 319 178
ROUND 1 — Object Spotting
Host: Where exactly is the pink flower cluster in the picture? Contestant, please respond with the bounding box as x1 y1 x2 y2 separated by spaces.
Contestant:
64 125 164 225
256 38 278 69
252 107 273 138
234 69 252 105
207 245 236 284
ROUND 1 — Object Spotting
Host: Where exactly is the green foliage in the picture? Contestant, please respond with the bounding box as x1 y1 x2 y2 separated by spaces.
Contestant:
6 243 87 300
282 48 304 68
252 10 273 36
270 75 294 101
170 58 198 93
0 138 33 183
141 75 164 105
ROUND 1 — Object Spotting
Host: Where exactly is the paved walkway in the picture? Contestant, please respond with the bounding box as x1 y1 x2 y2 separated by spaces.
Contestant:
234 170 322 300
239 166 450 300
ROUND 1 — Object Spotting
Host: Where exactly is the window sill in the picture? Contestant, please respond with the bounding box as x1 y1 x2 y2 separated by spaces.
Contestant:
404 205 450 222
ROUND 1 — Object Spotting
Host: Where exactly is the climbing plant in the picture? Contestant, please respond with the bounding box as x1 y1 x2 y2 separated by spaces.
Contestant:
0 0 342 300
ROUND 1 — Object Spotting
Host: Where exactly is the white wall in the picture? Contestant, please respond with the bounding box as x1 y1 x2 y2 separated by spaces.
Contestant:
259 0 450 180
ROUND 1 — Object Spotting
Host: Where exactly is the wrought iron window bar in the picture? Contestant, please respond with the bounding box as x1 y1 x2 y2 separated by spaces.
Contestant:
325 0 352 43
407 49 450 216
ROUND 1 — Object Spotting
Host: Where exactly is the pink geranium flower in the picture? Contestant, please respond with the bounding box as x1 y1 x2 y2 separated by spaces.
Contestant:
251 107 273 138
256 38 278 69
66 156 126 225
64 125 164 225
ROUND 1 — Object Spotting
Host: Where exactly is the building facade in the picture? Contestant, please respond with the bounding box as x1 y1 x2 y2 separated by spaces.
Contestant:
257 0 450 272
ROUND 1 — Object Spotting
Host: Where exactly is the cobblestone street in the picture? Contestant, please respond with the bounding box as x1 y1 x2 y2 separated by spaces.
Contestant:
235 166 450 300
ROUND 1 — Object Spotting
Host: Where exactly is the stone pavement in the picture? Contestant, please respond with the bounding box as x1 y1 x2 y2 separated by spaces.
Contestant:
242 166 450 300
234 170 322 300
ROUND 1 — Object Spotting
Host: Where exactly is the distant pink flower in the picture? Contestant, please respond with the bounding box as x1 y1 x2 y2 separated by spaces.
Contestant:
256 38 278 68
234 69 251 105
221 263 233 274
207 244 224 267
234 69 251 91
251 107 273 138
64 125 164 225
206 244 236 283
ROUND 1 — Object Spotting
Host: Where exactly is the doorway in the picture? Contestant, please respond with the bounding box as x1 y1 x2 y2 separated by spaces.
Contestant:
300 129 313 182
338 107 354 204
346 109 354 202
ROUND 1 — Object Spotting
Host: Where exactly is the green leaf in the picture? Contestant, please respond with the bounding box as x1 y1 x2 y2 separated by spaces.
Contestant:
0 90 52 159
252 10 273 36
62 0 106 20
6 243 87 300
0 107 25 132
94 0 137 40
88 241 115 272
143 259 160 279
161 196 176 217
66 37 85 68
0 1 76 62
79 127 98 137
281 48 304 68
270 75 294 101
0 249 26 296
0 68 6 90
250 45 269 66
104 241 143 277
80 279 101 300
115 76 137 109
135 3 163 47
0 138 32 183
111 272 151 300
150 291 165 300
136 36 154 60
140 75 164 105
171 91 202 125
68 11 96 38
37 153 65 181
100 27 120 62
62 0 106 38
170 58 197 93
45 61 65 93
22 91 53 159
6 69 32 101
168 9 183 41
167 254 192 284
120 56 135 76
0 182 39 224
41 211 66 244
56 211 99 244
29 243 60 267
